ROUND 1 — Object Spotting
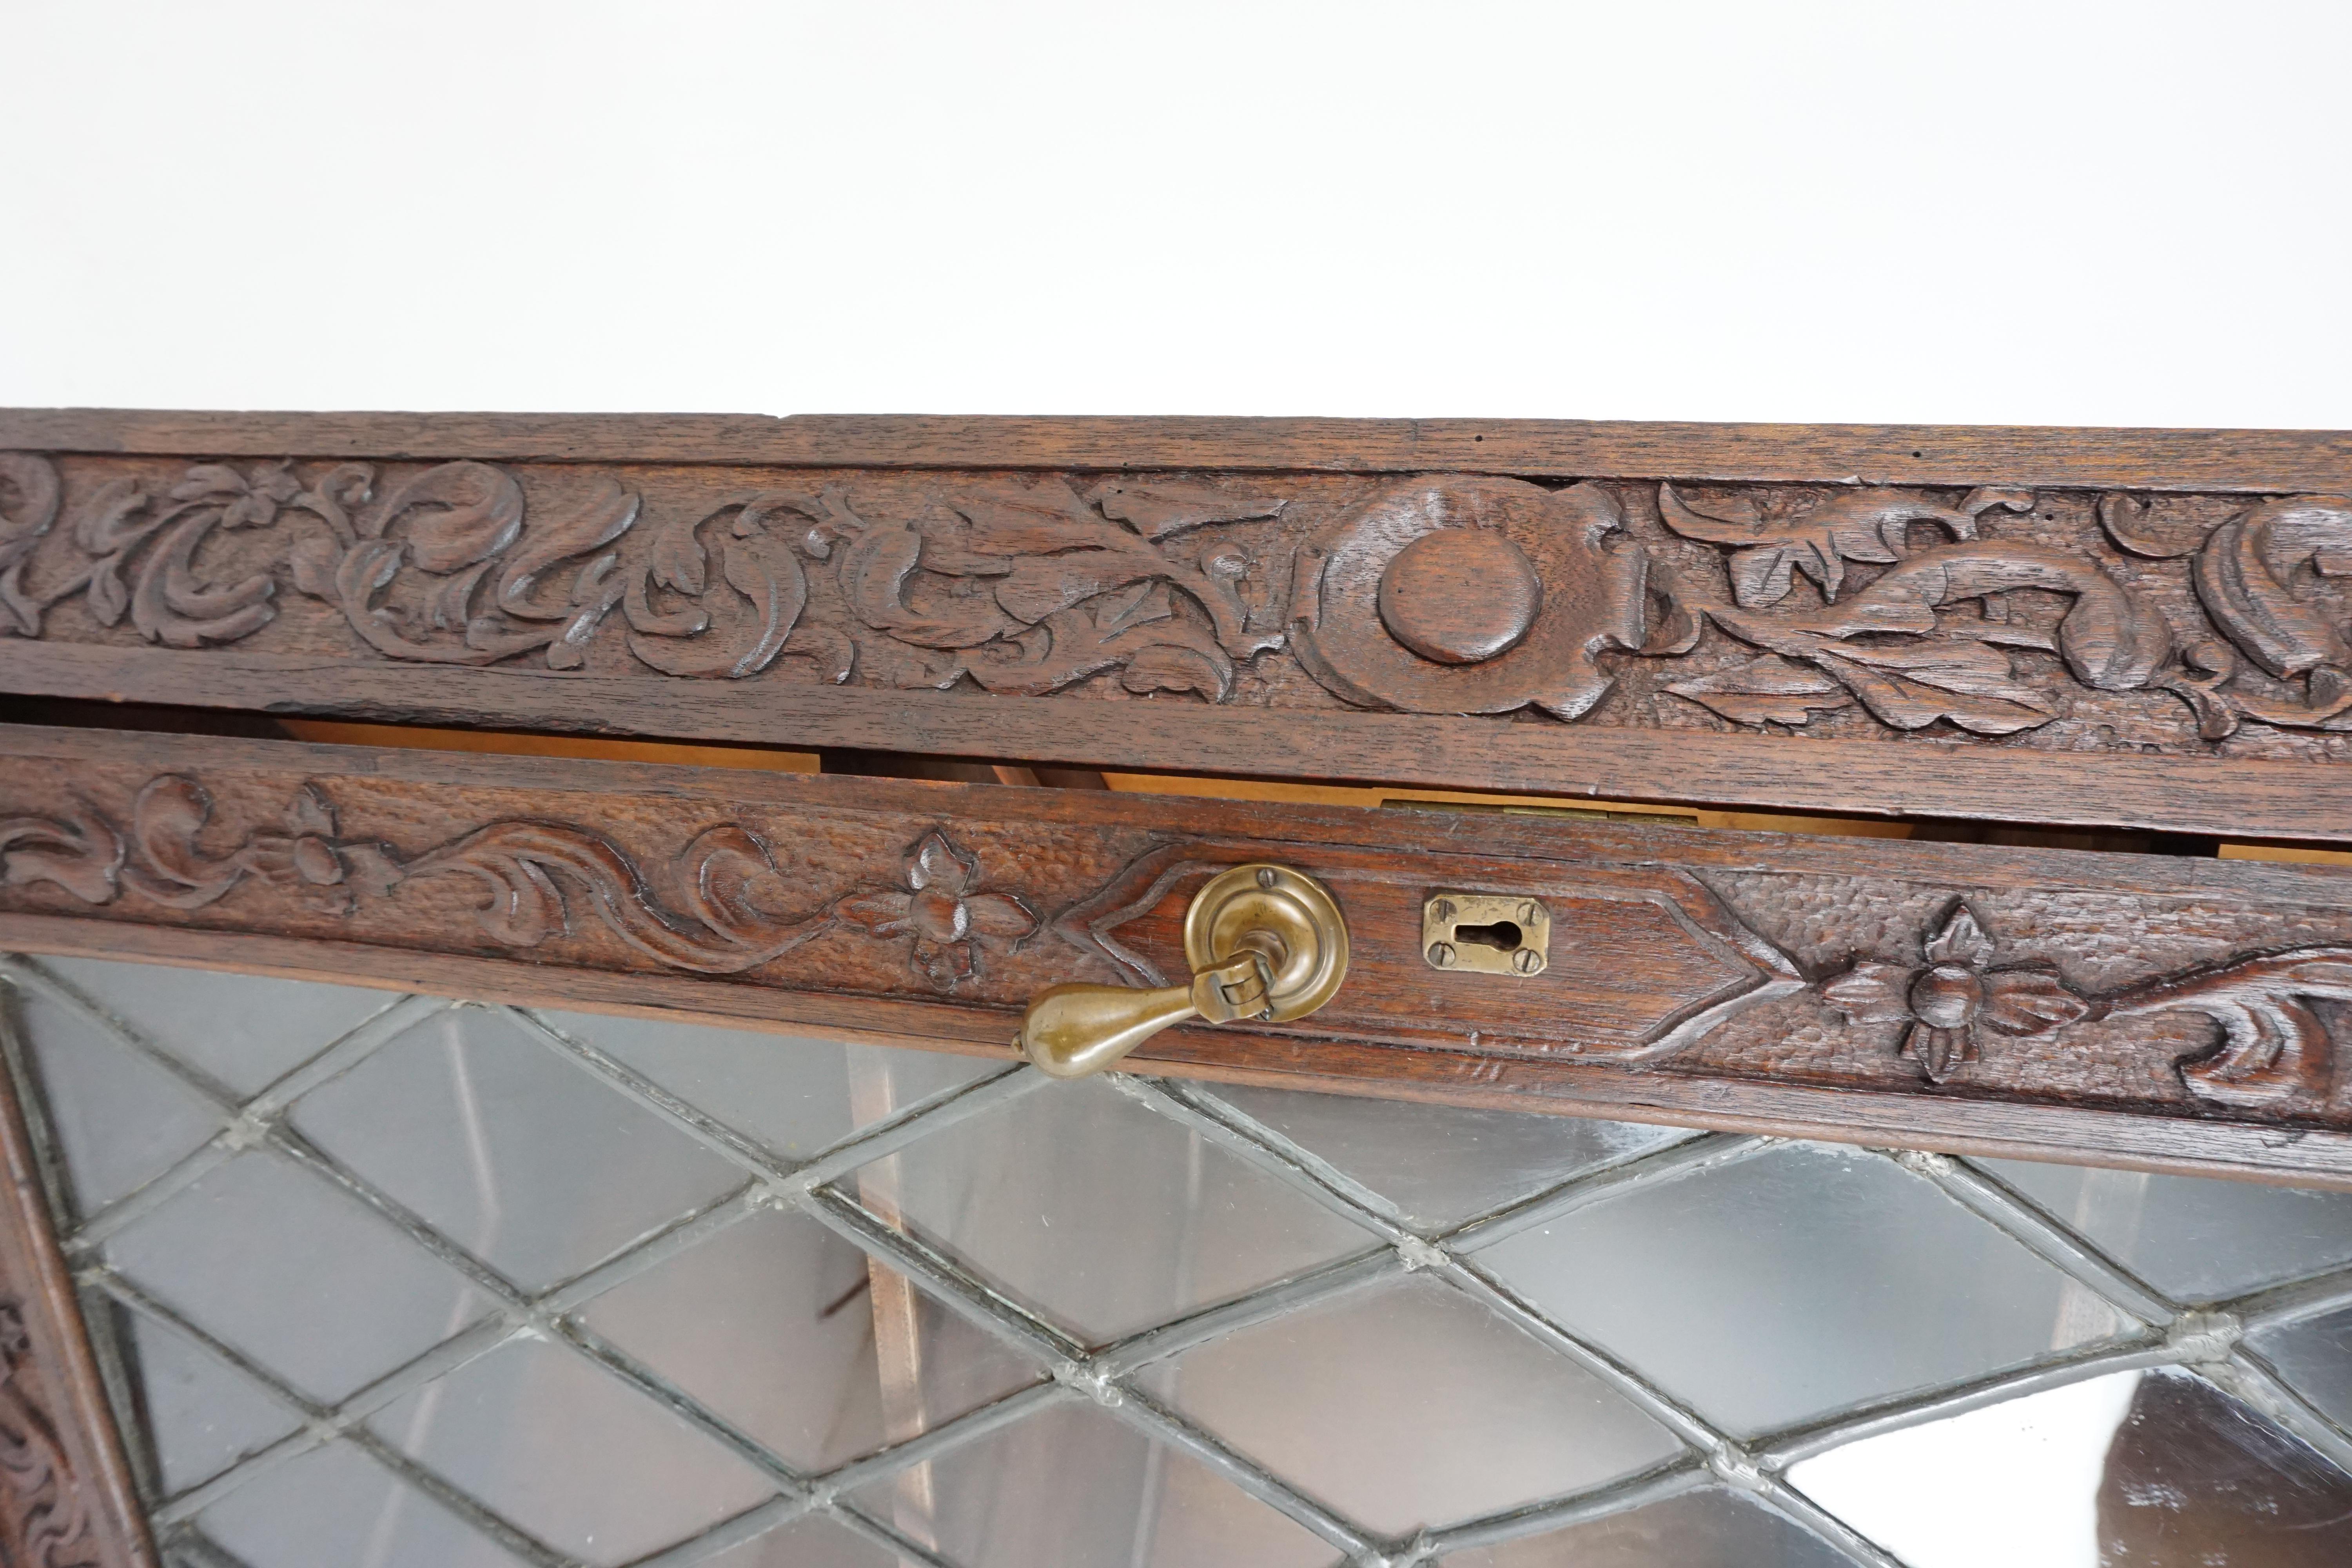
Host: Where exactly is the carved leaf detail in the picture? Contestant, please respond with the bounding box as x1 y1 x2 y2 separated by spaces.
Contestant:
0 454 60 577
647 508 711 598
1978 967 2092 1036
836 889 915 937
629 530 807 679
370 462 526 573
2191 497 2352 679
289 532 343 600
84 558 128 627
842 514 1018 649
1089 479 1285 540
1900 1023 1976 1082
1659 484 2034 608
0 567 39 638
1922 905 1996 967
947 481 1125 559
1814 643 2053 734
69 478 149 557
1122 643 1232 699
1819 962 1913 1024
495 478 641 619
1665 655 1853 727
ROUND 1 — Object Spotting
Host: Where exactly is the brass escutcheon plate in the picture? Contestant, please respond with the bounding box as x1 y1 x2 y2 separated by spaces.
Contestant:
1422 891 1550 976
1184 864 1350 1022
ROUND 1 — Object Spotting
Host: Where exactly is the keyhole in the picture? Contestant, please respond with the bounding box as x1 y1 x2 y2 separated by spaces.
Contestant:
1452 920 1521 953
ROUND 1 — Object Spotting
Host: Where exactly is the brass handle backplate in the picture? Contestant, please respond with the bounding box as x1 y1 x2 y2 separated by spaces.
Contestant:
1017 862 1350 1078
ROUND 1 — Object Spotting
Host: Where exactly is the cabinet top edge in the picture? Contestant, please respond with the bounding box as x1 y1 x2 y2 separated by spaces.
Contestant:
6 409 2352 490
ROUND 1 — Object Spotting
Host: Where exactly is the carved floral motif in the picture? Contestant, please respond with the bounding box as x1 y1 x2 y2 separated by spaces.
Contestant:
1821 903 2091 1081
4 766 2351 1119
1820 898 2352 1112
0 775 1040 993
836 831 1036 990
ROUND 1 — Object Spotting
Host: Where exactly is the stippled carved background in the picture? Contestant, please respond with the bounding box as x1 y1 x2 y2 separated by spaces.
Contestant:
4 452 2348 760
5 730 2352 1165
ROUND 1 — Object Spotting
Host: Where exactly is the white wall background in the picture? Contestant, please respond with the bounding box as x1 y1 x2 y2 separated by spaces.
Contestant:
2 1 2346 426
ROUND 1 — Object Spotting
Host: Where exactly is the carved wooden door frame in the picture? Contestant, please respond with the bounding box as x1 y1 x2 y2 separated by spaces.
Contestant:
4 409 2352 1564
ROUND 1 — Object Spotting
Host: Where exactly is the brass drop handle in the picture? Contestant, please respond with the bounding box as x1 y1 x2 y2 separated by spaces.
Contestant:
1018 863 1350 1079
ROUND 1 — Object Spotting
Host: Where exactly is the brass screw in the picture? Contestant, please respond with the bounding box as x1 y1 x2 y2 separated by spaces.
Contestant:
1512 947 1544 975
1519 901 1544 926
1428 942 1457 968
1257 867 1279 888
1430 898 1455 924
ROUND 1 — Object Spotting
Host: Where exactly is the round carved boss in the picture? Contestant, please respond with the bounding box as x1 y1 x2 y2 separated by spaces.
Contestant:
1290 476 1657 717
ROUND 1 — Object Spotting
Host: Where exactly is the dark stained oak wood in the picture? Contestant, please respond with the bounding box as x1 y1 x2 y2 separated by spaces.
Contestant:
5 425 2352 840
7 724 2352 1188
7 410 2352 492
9 642 2351 843
0 986 156 1566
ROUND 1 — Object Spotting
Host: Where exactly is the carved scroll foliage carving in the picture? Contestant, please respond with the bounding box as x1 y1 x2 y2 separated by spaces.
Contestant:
2102 492 2352 736
1818 897 2352 1114
0 453 641 668
819 477 1285 701
0 776 1044 994
0 1300 96 1568
1 454 1290 702
0 456 289 648
14 449 2352 753
281 461 641 670
1658 483 2183 736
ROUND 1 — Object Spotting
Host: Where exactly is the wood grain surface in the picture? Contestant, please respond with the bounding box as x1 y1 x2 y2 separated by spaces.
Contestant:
5 425 2352 839
6 723 2352 1187
0 981 156 1566
6 409 2352 491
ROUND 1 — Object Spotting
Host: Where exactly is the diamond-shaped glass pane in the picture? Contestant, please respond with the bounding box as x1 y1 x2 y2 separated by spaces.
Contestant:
34 954 396 1097
114 1305 299 1499
1787 1368 2143 1567
577 1205 1045 1470
106 1149 497 1404
1205 1082 1698 1232
1438 1486 1849 1567
196 1437 527 1568
1169 1273 1681 1534
14 984 219 1217
704 1514 905 1568
368 1335 777 1566
1789 1368 2352 1566
289 1008 743 1290
1980 1156 2352 1300
1474 1143 2126 1435
848 1399 1336 1568
836 1075 1378 1343
537 1008 1000 1161
2249 1303 2352 1429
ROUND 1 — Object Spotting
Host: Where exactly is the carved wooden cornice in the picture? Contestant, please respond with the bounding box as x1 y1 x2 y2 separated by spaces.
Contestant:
4 416 2352 839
